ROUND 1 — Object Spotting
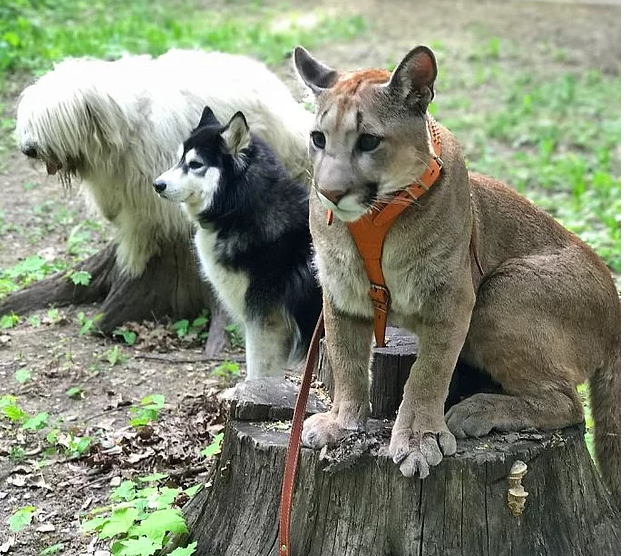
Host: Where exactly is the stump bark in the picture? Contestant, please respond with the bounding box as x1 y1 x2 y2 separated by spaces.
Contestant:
184 419 619 556
180 371 620 556
0 239 228 354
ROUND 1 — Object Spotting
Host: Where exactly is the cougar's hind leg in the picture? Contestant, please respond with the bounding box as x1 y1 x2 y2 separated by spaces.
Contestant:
445 252 611 437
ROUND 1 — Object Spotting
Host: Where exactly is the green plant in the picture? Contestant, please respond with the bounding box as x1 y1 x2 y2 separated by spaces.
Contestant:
22 411 49 431
8 506 36 533
172 311 210 340
81 475 200 556
77 311 103 336
129 394 165 428
9 445 26 461
66 386 85 399
69 269 92 286
1 394 28 422
211 360 240 380
0 312 18 328
104 345 129 366
114 328 138 346
200 432 224 458
14 368 31 383
40 543 65 555
26 314 41 327
46 308 62 324
225 323 244 348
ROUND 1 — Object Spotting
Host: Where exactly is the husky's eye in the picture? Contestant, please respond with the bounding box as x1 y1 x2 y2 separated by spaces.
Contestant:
356 134 382 152
188 160 203 170
310 131 326 150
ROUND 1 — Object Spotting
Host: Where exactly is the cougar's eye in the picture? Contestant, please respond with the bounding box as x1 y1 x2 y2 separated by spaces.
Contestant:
356 134 382 152
310 131 326 149
188 160 203 170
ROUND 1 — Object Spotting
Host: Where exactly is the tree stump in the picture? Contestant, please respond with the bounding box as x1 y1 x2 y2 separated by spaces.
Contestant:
181 376 620 556
0 239 229 354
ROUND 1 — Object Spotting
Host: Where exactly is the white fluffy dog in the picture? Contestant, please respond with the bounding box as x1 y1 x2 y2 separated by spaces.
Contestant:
17 49 313 277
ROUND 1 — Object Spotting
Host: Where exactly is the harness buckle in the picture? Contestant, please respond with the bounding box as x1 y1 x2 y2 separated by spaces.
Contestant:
368 283 391 311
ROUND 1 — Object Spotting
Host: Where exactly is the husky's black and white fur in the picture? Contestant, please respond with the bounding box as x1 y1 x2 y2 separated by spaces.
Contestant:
154 107 321 379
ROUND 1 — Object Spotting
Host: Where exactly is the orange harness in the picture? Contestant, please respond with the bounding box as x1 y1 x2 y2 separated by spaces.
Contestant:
327 116 443 347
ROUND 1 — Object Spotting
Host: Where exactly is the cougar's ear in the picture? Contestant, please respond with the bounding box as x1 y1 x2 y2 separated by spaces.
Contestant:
387 46 437 111
293 46 338 95
222 111 250 155
198 105 221 128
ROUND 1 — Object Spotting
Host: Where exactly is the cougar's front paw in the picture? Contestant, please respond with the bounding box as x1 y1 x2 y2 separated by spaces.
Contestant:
445 393 499 438
302 401 368 449
389 413 456 479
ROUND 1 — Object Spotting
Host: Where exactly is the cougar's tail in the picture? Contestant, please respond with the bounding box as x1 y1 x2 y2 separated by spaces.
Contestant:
590 350 621 498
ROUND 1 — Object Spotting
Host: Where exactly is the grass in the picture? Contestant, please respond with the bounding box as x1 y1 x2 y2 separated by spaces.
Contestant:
0 0 365 81
430 38 621 274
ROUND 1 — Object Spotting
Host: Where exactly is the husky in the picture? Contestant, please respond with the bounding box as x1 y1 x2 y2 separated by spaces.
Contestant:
153 106 322 379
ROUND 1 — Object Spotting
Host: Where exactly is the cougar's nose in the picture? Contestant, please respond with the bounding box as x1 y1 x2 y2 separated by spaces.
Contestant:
318 188 345 205
22 146 38 158
153 179 167 193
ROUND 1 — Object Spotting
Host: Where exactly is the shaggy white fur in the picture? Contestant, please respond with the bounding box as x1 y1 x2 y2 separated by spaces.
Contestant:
17 49 313 276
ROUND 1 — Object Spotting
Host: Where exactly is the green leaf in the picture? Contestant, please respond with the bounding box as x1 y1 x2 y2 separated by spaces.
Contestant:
40 543 65 555
168 542 197 556
80 516 107 533
111 480 137 502
99 507 139 539
152 487 179 509
66 386 84 399
14 368 32 383
114 328 137 346
0 313 18 329
2 403 27 422
0 395 17 408
141 394 165 410
8 506 36 532
129 508 187 542
200 433 224 458
27 315 41 327
184 484 202 498
111 535 161 556
69 270 91 286
22 412 49 430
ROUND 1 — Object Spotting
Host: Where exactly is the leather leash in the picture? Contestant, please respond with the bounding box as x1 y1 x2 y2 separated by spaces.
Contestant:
278 311 324 556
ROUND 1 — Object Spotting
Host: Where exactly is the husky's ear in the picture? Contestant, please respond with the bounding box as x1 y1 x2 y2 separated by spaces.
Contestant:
293 46 338 95
386 46 437 112
222 112 250 155
198 106 221 128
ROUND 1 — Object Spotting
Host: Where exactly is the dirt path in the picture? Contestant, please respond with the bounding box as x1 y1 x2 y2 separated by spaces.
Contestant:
0 1 619 555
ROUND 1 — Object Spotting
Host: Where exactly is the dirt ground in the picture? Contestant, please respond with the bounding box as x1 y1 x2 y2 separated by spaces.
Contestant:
0 1 620 554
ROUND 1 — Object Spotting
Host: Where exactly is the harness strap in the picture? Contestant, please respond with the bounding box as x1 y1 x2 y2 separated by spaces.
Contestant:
345 116 443 347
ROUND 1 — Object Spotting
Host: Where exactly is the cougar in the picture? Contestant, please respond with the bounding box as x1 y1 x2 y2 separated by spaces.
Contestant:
293 45 621 496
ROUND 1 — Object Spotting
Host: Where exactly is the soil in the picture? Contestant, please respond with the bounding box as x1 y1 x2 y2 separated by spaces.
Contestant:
0 1 619 555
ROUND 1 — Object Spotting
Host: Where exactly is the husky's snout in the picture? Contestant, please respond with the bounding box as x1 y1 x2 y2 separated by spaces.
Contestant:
153 178 167 194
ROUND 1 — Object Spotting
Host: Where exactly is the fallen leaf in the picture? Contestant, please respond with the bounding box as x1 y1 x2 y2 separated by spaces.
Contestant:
6 475 26 487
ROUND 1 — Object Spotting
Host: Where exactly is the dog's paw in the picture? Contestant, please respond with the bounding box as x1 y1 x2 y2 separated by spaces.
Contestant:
390 417 457 479
445 393 499 438
302 401 368 449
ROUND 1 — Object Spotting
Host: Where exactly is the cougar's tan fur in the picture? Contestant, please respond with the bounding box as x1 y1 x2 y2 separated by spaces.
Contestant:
294 45 620 495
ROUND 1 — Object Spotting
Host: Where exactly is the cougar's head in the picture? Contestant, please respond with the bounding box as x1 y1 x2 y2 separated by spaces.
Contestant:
294 45 438 222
